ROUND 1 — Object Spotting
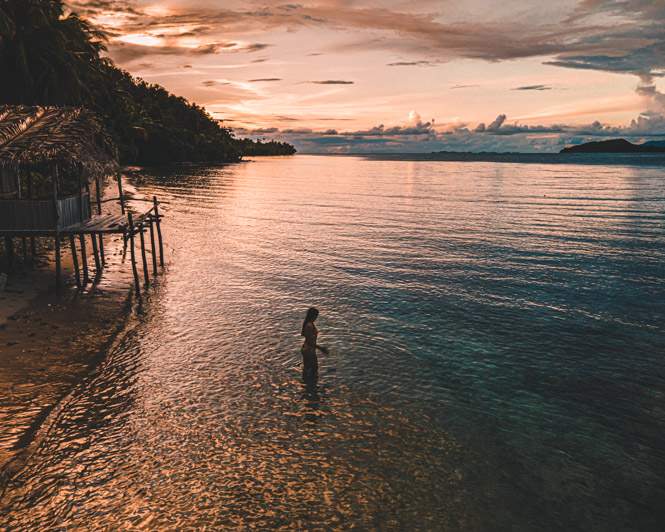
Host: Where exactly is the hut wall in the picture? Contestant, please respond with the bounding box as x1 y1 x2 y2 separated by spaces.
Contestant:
0 167 18 198
0 199 56 230
58 193 91 228
0 193 91 231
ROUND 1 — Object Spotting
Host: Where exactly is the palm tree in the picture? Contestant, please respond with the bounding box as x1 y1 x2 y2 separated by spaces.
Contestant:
0 0 106 105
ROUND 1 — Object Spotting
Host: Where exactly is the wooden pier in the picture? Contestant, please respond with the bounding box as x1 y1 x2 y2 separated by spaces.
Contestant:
0 105 165 298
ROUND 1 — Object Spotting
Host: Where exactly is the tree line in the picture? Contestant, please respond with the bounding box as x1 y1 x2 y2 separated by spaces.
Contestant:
0 0 296 164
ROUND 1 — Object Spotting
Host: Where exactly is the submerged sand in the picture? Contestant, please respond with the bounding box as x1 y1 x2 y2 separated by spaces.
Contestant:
0 178 150 475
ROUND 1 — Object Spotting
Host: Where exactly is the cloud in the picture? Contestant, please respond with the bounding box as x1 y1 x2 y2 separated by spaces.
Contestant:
108 39 271 62
75 0 665 83
248 78 282 82
486 114 506 132
237 109 665 154
387 60 437 67
450 84 480 89
513 84 552 91
202 80 232 87
308 80 354 84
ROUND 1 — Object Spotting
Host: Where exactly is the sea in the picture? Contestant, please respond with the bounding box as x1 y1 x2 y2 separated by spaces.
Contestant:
1 154 664 530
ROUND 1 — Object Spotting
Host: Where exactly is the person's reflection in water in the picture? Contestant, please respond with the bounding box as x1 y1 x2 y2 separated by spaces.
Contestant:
302 378 321 413
300 307 328 382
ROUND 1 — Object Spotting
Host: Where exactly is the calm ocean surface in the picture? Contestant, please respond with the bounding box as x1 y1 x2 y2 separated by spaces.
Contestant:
2 155 664 530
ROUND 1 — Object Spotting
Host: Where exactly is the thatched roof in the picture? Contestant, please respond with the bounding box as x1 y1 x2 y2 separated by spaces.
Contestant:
0 106 118 178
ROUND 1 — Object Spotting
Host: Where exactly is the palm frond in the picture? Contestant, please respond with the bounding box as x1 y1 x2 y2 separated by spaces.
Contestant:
0 105 118 178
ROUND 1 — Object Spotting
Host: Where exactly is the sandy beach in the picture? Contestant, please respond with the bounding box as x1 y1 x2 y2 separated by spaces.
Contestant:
0 179 143 476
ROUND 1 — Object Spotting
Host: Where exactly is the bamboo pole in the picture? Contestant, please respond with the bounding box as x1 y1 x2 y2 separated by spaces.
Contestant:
149 216 158 276
91 232 101 276
17 170 27 265
78 174 84 223
55 233 62 296
128 213 141 295
4 236 13 272
85 181 91 220
28 174 36 257
138 223 149 286
117 174 125 215
53 165 62 297
98 233 105 264
69 235 81 289
95 177 103 215
79 233 89 284
153 196 164 267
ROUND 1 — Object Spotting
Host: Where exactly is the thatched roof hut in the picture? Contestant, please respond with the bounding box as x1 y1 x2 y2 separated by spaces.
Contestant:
0 106 118 199
0 106 119 231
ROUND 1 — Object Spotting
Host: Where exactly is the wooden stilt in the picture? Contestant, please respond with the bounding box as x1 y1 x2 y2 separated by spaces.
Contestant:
139 223 149 286
28 177 36 258
55 233 62 297
69 235 81 289
128 213 141 296
79 234 89 284
21 237 27 264
53 165 62 297
5 236 14 272
117 174 125 215
91 232 101 276
149 217 158 276
98 233 105 264
153 196 164 267
95 177 103 215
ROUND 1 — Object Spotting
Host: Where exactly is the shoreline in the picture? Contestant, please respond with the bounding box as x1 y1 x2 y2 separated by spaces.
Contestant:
0 177 149 479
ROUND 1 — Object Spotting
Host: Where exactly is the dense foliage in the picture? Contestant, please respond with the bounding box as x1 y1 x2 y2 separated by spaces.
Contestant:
0 0 295 164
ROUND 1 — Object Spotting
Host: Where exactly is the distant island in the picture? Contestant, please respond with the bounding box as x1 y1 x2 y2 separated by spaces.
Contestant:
0 0 295 164
560 139 665 153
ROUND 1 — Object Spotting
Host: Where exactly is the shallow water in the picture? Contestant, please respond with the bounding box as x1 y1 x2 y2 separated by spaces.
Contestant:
2 155 664 530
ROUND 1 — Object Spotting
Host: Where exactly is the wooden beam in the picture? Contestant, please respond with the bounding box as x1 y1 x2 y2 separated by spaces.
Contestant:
117 174 125 215
69 235 81 289
98 233 105 264
53 165 61 297
91 232 101 276
79 233 89 284
95 177 103 215
55 233 62 297
149 217 158 276
128 213 141 296
78 174 84 223
28 174 36 258
139 223 149 286
4 236 13 272
153 196 164 267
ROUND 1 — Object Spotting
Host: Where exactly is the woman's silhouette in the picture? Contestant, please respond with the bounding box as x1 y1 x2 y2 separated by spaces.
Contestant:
301 307 327 380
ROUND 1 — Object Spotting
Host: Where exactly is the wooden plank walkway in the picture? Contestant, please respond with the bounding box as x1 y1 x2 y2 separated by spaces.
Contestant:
2 195 164 298
62 213 128 234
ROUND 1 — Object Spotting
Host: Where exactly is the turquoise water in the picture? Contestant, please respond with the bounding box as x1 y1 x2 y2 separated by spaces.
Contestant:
1 155 664 530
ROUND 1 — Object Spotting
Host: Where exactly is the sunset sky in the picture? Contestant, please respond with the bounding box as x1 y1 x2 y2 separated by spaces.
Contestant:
70 0 665 152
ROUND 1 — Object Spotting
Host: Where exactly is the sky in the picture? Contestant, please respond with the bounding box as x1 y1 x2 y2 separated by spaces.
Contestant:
70 0 665 153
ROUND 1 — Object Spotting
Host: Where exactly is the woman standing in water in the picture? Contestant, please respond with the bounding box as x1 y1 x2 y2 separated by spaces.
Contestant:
301 307 327 380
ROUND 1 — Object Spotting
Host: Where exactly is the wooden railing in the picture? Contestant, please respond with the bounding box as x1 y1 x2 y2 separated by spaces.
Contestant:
58 193 91 228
